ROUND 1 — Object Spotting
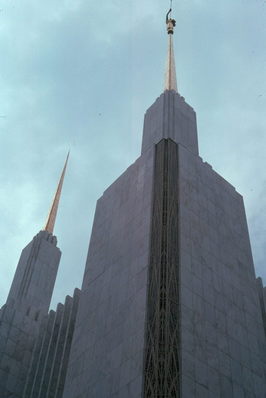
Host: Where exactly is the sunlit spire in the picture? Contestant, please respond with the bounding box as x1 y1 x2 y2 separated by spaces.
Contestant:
164 8 177 92
43 152 69 234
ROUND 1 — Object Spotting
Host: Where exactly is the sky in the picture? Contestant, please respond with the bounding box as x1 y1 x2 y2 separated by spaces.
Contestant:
0 0 266 310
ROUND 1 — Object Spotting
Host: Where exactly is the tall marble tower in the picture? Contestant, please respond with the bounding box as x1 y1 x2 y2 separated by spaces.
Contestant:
0 154 80 398
62 9 266 398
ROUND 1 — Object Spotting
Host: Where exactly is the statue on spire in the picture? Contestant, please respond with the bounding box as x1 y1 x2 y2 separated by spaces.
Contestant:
166 8 176 34
164 7 178 92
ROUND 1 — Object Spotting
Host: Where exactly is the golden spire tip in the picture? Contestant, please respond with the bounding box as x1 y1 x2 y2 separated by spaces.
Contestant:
43 152 69 235
164 7 178 92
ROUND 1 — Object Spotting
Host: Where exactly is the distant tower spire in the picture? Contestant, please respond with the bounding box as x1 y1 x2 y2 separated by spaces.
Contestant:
43 152 69 234
164 6 177 92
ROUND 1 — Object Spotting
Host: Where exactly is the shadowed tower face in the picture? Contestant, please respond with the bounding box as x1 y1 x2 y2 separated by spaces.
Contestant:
62 8 266 398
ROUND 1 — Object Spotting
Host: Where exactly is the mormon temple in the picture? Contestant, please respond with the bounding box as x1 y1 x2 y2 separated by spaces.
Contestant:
1 8 266 398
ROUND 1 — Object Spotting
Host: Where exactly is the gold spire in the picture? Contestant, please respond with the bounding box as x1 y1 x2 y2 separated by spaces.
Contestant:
43 152 69 234
164 8 177 92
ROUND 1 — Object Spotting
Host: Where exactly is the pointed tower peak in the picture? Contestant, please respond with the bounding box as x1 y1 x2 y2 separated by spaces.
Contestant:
164 7 178 92
43 151 69 235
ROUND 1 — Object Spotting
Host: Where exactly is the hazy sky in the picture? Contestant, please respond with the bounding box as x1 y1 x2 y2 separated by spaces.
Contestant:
0 0 266 309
